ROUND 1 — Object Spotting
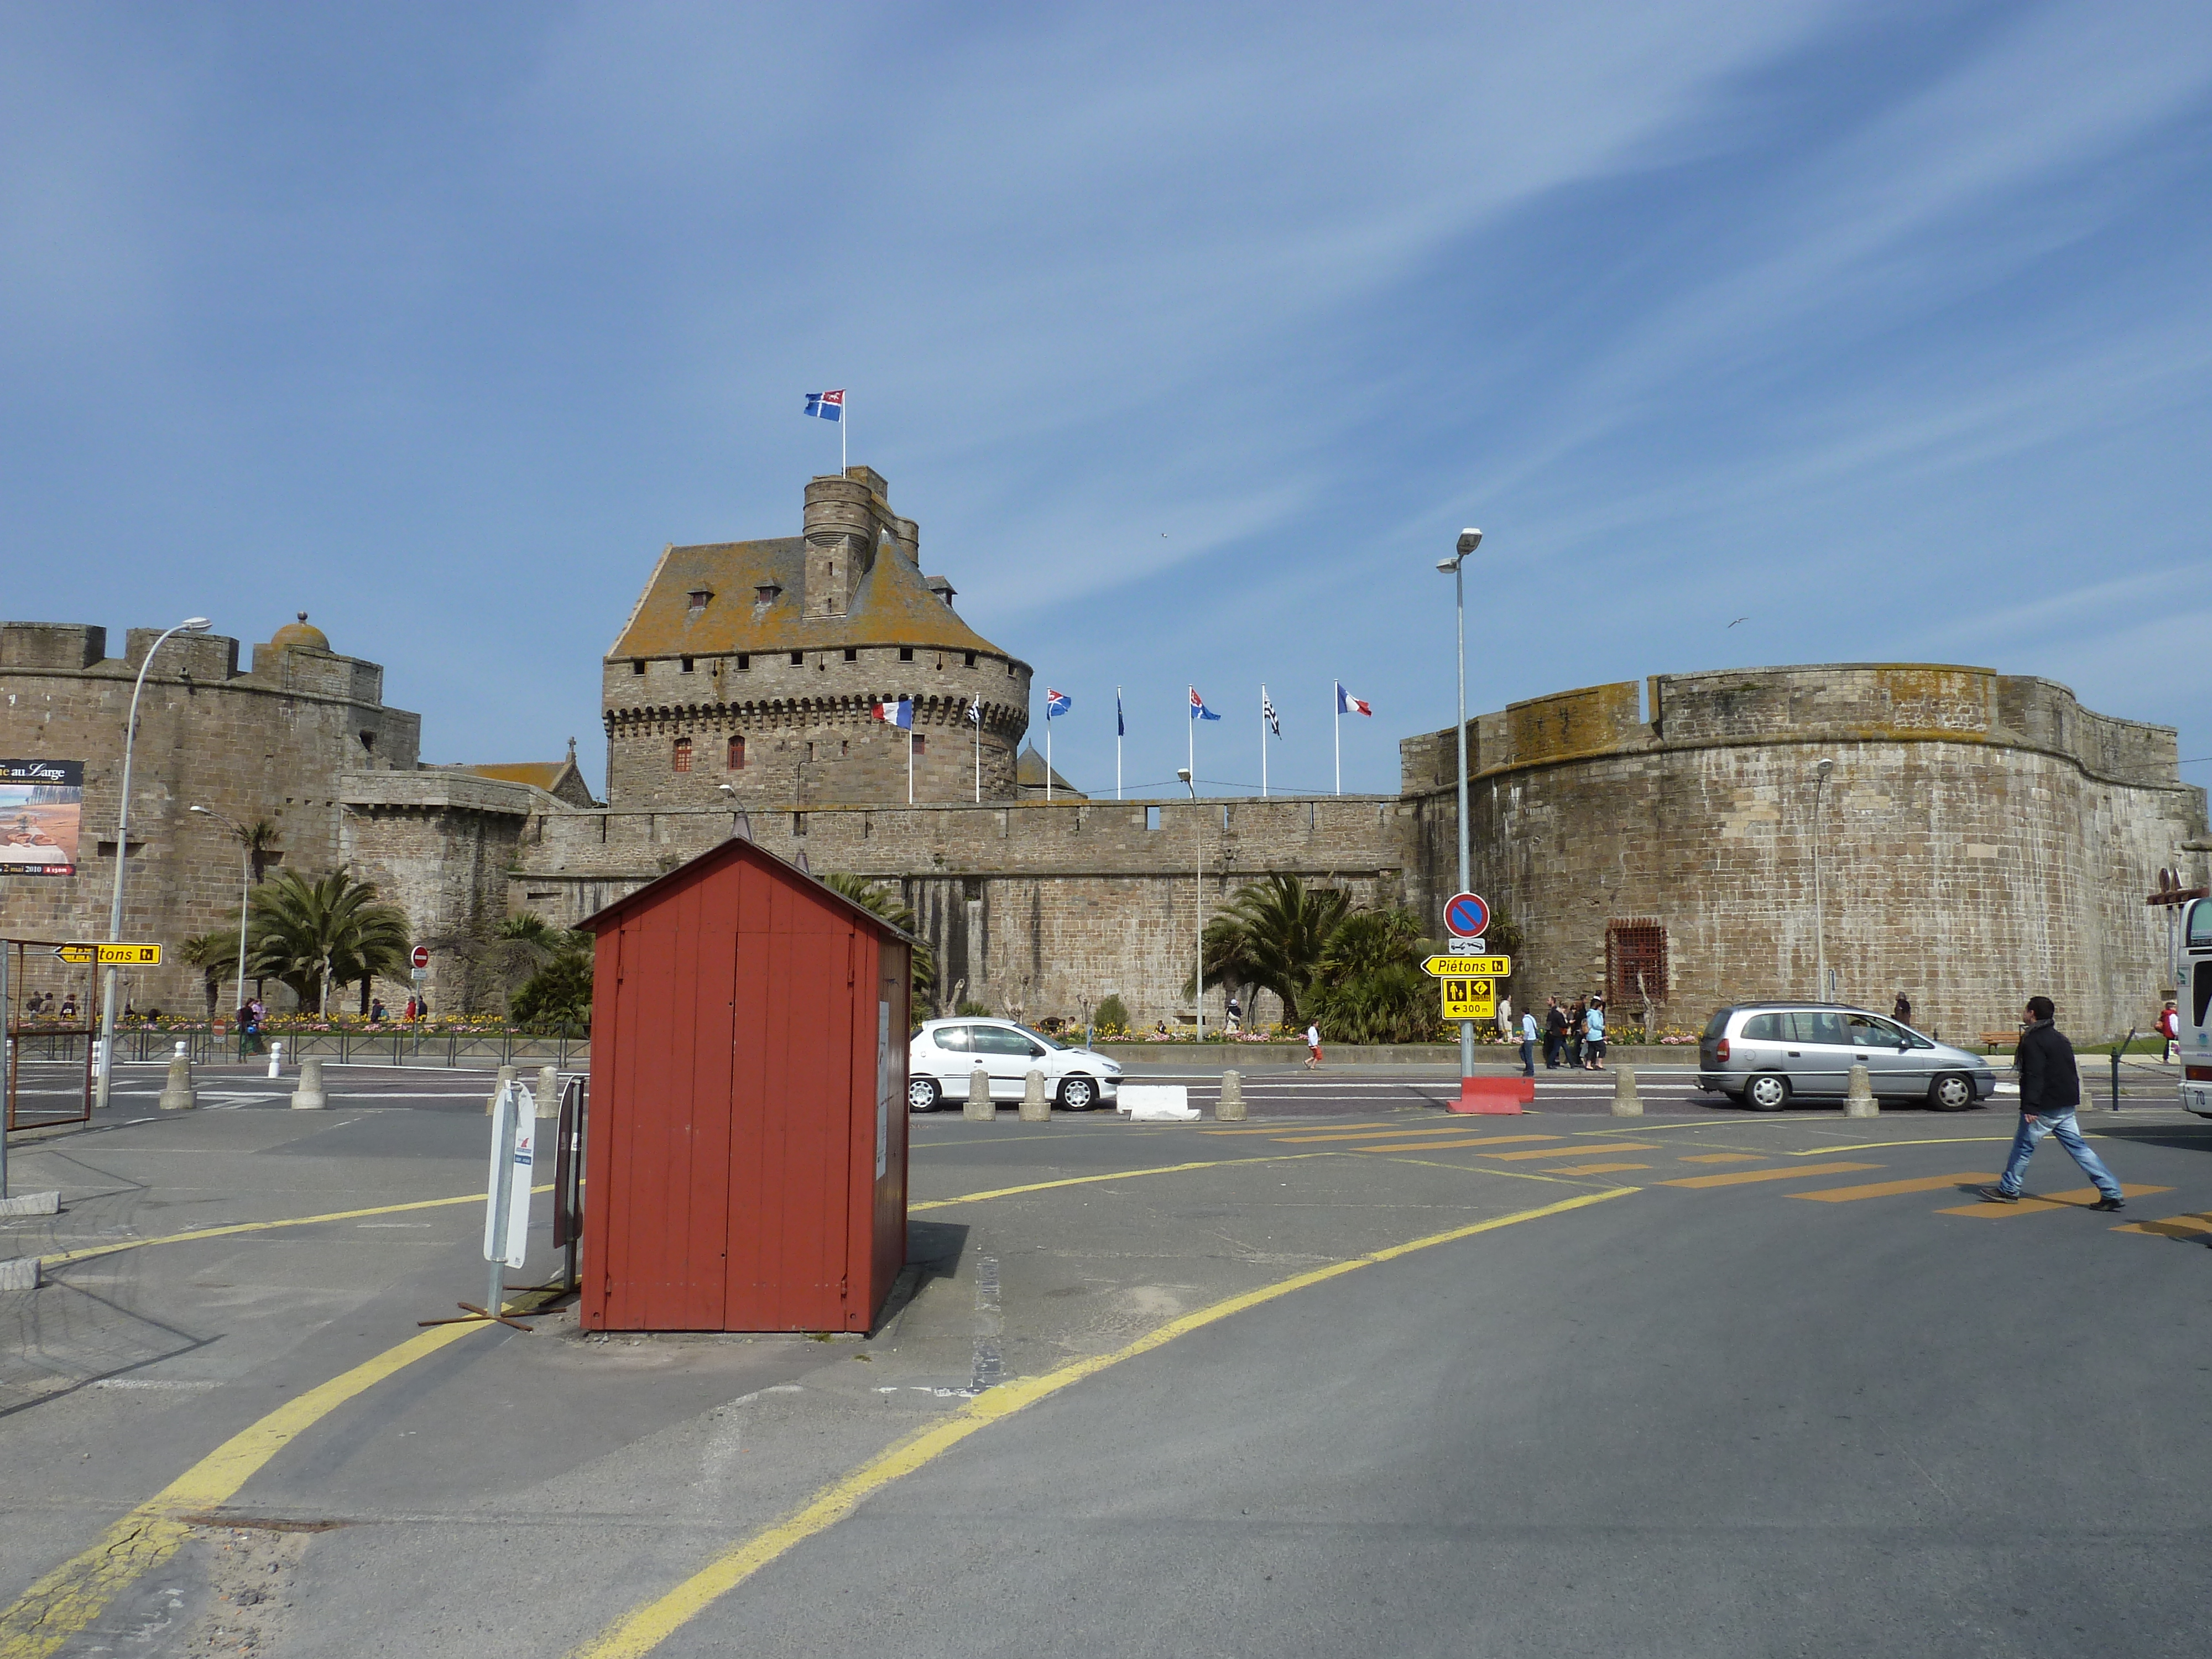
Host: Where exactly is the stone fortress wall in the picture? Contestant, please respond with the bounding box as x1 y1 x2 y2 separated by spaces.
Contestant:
1398 665 2210 1040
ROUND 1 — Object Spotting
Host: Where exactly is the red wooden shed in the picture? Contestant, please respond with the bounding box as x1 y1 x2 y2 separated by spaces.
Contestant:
577 838 910 1333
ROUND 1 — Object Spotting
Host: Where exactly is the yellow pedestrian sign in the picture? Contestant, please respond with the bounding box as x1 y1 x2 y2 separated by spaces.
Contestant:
56 942 163 966
1422 954 1511 978
1440 977 1496 1020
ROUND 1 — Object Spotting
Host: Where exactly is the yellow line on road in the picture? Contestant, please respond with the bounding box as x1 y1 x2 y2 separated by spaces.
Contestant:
1268 1126 1550 1145
1483 1141 1656 1162
1786 1137 2012 1155
1662 1160 1881 1188
0 1316 502 1658
1790 1171 1996 1202
1349 1136 1559 1154
565 1186 1637 1659
38 1185 555 1270
908 1153 1336 1212
1545 1162 1651 1175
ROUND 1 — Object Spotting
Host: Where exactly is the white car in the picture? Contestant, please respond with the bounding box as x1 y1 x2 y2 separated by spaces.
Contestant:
908 1018 1122 1113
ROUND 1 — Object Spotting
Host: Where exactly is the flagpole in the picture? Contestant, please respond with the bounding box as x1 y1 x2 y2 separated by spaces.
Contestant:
1115 686 1123 801
1333 682 1341 797
907 706 914 806
841 397 847 474
1046 707 1053 804
1187 687 1195 794
1260 686 1268 799
973 703 980 804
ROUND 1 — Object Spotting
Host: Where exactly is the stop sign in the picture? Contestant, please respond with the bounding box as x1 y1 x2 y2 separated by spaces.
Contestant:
410 945 430 969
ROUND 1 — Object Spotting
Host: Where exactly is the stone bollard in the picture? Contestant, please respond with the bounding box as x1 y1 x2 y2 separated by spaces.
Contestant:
158 1047 197 1112
486 1063 517 1114
536 1065 562 1119
1611 1066 1643 1116
963 1065 995 1121
291 1055 327 1110
1215 1069 1248 1120
266 1040 283 1079
1844 1062 1880 1118
1019 1068 1052 1121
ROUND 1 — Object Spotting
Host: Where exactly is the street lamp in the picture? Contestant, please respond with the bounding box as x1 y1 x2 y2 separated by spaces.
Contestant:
1811 758 1835 1001
96 617 211 1109
1178 767 1203 1043
1437 531 1480 1098
716 782 751 841
189 806 252 1031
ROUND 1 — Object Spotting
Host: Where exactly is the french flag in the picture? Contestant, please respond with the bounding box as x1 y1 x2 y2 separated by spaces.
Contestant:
872 697 913 728
804 389 844 421
1336 682 1372 717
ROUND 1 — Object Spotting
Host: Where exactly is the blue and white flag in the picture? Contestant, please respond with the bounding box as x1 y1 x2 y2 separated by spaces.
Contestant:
1045 688 1072 719
870 697 913 729
1115 687 1125 737
804 389 844 421
1190 687 1222 722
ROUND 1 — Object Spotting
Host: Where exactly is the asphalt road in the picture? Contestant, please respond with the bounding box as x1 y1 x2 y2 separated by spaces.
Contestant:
3 1084 2209 1656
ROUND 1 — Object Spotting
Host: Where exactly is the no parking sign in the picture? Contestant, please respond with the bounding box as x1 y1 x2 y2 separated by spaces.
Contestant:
1444 892 1490 938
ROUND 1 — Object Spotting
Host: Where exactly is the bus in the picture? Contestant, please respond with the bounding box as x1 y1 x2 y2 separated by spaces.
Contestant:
2182 896 2212 1118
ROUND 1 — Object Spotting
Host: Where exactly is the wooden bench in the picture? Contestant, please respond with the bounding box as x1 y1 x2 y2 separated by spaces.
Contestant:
1979 1031 2020 1055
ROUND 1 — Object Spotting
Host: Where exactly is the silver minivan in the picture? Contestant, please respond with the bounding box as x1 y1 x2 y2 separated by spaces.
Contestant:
1697 1003 1996 1112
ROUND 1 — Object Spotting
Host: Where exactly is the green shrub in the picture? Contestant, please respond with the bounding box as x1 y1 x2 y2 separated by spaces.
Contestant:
956 1000 993 1018
1092 994 1130 1032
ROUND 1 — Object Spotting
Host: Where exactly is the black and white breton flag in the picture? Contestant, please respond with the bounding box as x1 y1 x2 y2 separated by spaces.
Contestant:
1261 688 1281 738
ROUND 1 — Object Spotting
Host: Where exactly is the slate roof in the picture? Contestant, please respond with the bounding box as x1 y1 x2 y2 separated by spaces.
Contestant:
608 537 1009 662
1016 744 1086 799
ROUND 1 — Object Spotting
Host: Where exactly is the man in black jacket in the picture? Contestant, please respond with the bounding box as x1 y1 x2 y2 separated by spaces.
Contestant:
1978 996 2125 1210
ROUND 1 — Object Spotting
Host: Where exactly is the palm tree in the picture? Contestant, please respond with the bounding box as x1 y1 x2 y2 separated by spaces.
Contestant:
1196 874 1350 1027
181 930 239 1020
243 820 282 884
822 874 936 1007
247 869 411 1014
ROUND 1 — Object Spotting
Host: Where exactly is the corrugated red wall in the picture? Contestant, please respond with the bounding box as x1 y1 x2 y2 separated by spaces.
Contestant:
580 844 908 1332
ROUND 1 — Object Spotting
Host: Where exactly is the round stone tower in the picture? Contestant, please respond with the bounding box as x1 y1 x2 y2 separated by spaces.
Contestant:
601 467 1032 812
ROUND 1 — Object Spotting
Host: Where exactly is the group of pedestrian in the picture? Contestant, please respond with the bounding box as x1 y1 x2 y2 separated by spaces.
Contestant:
1519 994 1608 1076
234 998 267 1055
15 990 78 1021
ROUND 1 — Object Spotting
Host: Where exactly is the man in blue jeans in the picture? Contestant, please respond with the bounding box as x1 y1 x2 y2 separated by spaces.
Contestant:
1978 995 2124 1211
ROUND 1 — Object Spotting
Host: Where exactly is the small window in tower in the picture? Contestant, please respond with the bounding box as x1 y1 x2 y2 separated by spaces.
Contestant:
1007 661 1015 676
672 737 693 773
1146 806 1161 831
631 660 645 675
727 735 745 770
963 652 976 667
755 585 780 604
843 647 857 662
686 589 712 615
912 734 926 756
840 739 849 757
680 656 695 673
899 646 914 662
737 654 749 671
790 651 804 666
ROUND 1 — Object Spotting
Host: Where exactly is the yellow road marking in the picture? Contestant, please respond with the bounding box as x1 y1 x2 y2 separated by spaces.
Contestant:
1484 1141 1656 1162
564 1185 1635 1659
1936 1183 2171 1218
39 1185 555 1270
0 1316 503 1657
2115 1212 2212 1239
909 1153 1334 1212
1678 1153 1764 1164
1349 1136 1560 1154
1267 1126 1551 1145
1662 1161 1881 1188
1785 1137 2012 1155
1791 1172 1996 1202
1544 1162 1651 1175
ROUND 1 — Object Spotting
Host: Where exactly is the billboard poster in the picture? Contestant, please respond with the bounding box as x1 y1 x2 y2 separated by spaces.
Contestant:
0 759 84 876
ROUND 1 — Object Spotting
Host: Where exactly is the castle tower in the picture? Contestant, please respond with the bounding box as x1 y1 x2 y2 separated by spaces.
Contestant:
601 468 1032 811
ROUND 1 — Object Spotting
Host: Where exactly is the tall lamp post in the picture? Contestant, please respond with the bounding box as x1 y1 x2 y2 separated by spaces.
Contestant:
1178 768 1203 1043
1436 531 1481 1095
95 617 211 1110
1811 758 1835 1001
187 806 252 1029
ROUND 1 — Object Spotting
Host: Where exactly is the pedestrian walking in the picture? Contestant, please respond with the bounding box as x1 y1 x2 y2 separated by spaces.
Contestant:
370 997 387 1023
2159 1000 2180 1064
1584 995 1606 1070
1978 996 2125 1210
1566 999 1586 1069
1544 997 1566 1070
1496 994 1512 1042
1305 1021 1323 1070
59 994 77 1021
1225 994 1243 1034
1893 992 1913 1026
1519 1008 1537 1078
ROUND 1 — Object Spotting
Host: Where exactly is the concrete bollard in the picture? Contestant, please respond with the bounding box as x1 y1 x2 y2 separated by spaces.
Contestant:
0 1257 39 1292
291 1055 327 1110
1844 1062 1880 1118
963 1065 995 1121
0 1191 60 1217
486 1063 517 1115
1611 1066 1643 1116
1215 1069 1247 1120
267 1040 283 1079
536 1065 562 1119
158 1048 197 1112
1019 1068 1052 1121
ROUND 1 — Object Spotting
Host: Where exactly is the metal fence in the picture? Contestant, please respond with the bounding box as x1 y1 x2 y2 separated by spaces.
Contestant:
101 1026 591 1070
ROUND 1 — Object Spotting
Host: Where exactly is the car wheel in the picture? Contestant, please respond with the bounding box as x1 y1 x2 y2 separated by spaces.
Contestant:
1058 1074 1096 1112
1746 1073 1790 1112
1927 1072 1975 1113
907 1076 941 1113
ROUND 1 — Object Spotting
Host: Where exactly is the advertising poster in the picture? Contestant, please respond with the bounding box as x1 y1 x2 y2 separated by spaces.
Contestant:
0 759 85 876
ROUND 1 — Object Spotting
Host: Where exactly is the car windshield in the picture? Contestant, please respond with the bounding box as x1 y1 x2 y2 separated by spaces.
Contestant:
1018 1024 1068 1051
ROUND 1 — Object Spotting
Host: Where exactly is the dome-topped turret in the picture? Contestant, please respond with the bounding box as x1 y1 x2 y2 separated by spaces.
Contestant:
267 612 330 653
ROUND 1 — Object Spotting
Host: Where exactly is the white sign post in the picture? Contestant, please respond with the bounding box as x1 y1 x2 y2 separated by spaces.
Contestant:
479 1078 536 1318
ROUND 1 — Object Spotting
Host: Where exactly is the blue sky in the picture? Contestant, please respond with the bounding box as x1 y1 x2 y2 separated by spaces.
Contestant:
4 2 2208 804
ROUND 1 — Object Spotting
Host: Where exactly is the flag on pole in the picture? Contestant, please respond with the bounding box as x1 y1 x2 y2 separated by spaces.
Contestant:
804 389 844 421
871 697 914 728
967 696 982 724
1335 683 1373 717
1045 688 1072 719
1261 688 1281 737
1115 688 1125 737
1190 688 1222 722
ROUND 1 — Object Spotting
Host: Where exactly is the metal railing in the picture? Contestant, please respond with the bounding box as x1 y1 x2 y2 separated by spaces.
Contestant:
92 1026 591 1069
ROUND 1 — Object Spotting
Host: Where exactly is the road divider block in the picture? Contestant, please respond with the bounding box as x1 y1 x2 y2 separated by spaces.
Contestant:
1120 1085 1199 1121
0 1191 59 1217
486 1063 517 1115
1447 1076 1532 1115
158 1045 197 1112
1611 1067 1642 1116
1844 1063 1879 1119
1019 1069 1052 1121
536 1065 562 1118
291 1055 327 1110
964 1066 995 1121
1216 1070 1247 1120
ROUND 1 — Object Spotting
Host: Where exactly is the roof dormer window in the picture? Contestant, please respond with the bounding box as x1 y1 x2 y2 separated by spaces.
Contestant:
754 583 781 606
686 588 713 615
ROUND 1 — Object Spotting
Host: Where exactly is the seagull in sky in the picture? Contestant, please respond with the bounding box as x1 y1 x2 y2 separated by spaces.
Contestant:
1726 616 1749 627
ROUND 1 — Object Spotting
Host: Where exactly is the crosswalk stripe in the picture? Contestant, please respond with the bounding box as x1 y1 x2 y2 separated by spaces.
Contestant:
1484 1141 1656 1162
1790 1172 1996 1202
1353 1135 1562 1154
1272 1126 1552 1145
1543 1162 1652 1175
1678 1153 1764 1164
1936 1183 2172 1217
1662 1161 1881 1188
2114 1212 2212 1239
